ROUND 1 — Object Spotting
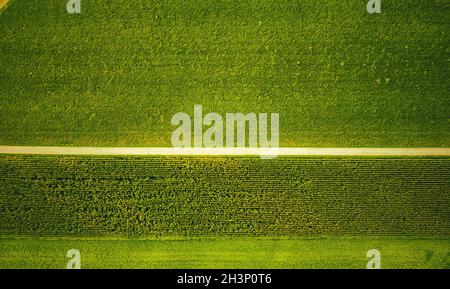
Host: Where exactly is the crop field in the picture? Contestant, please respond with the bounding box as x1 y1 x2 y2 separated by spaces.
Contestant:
0 156 449 237
0 0 449 147
1 0 449 270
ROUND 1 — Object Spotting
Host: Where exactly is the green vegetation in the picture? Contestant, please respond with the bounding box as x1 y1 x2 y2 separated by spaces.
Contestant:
1 156 449 237
0 0 449 147
1 236 449 269
1 1 449 269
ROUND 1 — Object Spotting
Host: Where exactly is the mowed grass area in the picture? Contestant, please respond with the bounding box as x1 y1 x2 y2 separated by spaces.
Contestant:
1 237 449 269
1 0 449 147
0 156 449 237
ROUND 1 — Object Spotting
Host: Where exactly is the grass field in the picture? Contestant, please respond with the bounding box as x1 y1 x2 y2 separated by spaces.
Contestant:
1 237 449 269
0 0 449 147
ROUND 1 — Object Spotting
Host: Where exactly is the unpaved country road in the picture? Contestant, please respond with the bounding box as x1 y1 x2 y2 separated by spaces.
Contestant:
0 146 449 156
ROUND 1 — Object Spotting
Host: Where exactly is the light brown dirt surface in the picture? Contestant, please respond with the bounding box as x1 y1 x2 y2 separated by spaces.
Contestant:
0 146 449 156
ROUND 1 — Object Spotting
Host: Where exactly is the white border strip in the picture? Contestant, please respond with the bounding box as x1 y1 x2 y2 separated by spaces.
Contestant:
0 146 449 156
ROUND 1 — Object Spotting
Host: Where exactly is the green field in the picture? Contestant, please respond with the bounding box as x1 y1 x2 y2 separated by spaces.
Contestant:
1 237 449 269
1 1 449 269
0 156 449 268
0 0 449 147
1 156 449 237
